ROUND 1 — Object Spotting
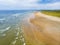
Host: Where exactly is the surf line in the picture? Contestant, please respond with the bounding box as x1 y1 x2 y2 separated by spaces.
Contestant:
20 25 26 45
11 27 20 45
12 40 16 45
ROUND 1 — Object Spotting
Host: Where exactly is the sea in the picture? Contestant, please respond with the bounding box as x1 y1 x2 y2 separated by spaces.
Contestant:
0 10 35 45
0 10 34 35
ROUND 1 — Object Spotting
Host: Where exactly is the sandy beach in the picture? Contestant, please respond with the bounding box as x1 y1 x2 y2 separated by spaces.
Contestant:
0 11 60 45
22 12 60 45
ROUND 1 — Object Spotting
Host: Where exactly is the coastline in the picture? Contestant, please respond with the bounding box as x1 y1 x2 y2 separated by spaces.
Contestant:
34 12 60 22
22 12 60 45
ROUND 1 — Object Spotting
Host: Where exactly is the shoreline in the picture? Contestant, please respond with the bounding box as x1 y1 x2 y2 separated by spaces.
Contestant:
22 12 60 45
35 12 60 22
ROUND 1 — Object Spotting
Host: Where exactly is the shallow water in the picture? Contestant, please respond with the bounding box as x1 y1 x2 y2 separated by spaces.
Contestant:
0 10 34 45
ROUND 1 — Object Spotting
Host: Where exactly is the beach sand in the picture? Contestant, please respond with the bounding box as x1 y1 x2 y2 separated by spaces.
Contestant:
0 12 60 45
22 12 60 45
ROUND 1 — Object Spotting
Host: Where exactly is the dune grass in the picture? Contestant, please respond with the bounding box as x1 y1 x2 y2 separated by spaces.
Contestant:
41 10 60 17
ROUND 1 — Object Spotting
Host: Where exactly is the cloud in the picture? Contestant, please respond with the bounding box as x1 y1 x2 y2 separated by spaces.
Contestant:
0 0 60 10
43 2 60 10
45 2 60 9
0 0 39 10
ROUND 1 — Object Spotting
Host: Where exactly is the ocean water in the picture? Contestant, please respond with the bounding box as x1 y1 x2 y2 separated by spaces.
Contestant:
0 10 35 45
0 10 33 34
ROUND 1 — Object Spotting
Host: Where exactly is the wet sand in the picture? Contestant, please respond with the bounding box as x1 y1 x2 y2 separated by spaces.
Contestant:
22 12 60 45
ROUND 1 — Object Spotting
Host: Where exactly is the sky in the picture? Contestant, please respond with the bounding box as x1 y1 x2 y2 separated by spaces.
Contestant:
0 0 60 10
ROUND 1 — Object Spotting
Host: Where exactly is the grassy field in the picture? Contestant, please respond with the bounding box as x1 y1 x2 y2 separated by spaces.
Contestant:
41 10 60 17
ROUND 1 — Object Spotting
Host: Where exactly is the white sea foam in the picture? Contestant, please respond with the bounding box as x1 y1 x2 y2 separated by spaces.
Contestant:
15 37 18 40
2 34 6 37
22 38 25 42
12 14 19 17
5 27 10 30
16 32 19 36
20 35 23 38
12 40 16 45
20 37 25 42
23 43 26 45
0 27 10 33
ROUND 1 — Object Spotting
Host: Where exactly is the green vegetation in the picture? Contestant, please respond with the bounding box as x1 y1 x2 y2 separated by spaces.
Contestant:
41 10 60 17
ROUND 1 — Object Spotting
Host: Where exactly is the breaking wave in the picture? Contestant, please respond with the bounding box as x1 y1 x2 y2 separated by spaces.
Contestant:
0 27 10 33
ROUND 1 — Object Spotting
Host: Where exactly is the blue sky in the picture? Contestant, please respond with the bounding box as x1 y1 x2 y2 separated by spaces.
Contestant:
38 0 60 4
0 0 60 10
